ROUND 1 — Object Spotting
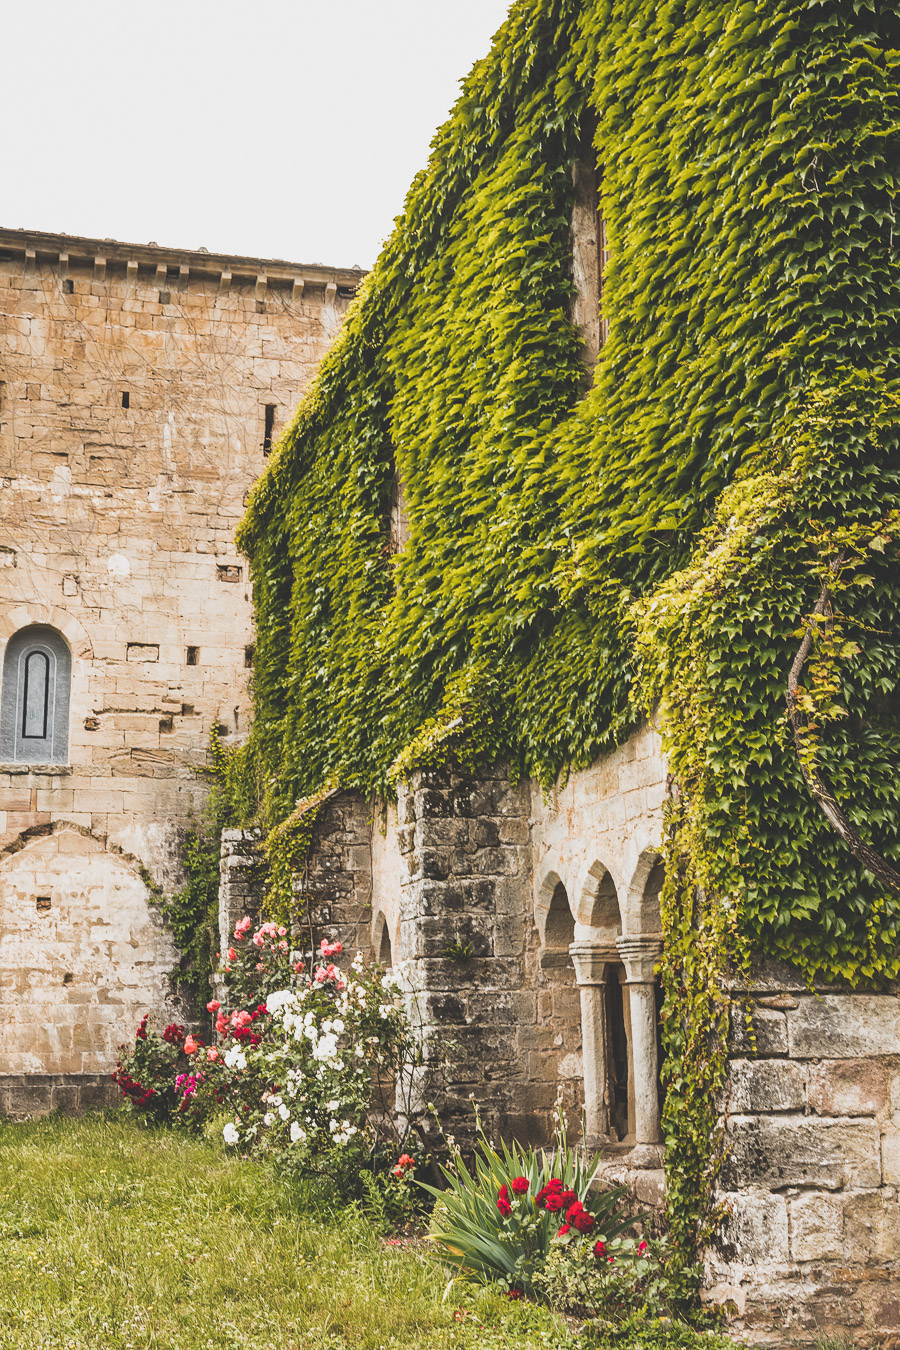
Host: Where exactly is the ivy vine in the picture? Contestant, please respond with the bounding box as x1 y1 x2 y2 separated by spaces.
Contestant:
233 0 900 1254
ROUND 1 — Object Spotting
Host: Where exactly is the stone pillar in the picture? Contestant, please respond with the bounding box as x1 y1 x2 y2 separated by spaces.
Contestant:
569 942 618 1145
616 936 663 1145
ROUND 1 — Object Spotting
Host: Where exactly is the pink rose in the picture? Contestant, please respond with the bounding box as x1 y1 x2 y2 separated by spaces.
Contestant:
278 926 287 937
207 1047 219 1062
206 1000 220 1012
227 948 237 962
184 1035 198 1055
313 966 327 983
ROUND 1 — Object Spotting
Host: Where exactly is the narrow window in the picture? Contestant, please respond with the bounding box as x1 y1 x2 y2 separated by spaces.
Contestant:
378 925 392 966
64 278 74 294
263 405 276 455
244 645 254 668
186 646 199 666
0 625 71 764
571 118 606 379
605 964 630 1141
121 391 130 409
22 651 50 739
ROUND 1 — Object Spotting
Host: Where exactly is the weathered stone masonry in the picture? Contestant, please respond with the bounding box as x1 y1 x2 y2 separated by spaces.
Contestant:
242 721 900 1344
0 226 358 1111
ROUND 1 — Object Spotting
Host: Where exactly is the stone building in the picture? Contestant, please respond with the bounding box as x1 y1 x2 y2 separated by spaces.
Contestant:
0 226 359 1116
230 0 900 1342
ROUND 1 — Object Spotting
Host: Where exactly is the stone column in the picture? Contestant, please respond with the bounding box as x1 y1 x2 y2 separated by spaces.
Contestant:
569 942 618 1145
616 936 663 1145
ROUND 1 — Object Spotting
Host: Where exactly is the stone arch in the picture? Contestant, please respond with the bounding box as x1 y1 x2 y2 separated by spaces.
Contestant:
372 910 395 966
573 855 622 935
534 859 574 947
0 604 93 664
623 847 665 936
0 824 179 1079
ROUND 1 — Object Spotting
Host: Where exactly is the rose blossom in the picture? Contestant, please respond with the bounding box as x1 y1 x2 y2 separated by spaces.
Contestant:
206 999 220 1012
511 1177 529 1195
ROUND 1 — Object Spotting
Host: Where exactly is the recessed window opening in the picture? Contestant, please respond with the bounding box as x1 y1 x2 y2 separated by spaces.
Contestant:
158 290 170 304
263 404 276 455
186 646 199 666
64 278 74 294
22 651 50 739
545 881 575 950
605 964 630 1141
36 896 51 912
0 625 71 765
244 645 254 668
378 923 392 966
121 391 130 409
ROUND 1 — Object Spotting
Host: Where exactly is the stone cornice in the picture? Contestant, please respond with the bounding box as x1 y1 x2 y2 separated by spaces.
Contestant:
0 226 365 290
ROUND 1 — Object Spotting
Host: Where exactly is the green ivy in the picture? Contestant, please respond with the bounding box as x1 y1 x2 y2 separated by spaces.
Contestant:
236 0 900 1253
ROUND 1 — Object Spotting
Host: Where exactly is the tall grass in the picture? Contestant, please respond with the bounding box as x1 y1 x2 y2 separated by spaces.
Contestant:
0 1114 567 1350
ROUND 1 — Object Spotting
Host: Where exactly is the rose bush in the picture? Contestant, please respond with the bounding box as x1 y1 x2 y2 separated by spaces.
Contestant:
114 917 421 1198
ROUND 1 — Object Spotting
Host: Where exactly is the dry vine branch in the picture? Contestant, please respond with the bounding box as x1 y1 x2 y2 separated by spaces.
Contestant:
786 558 900 893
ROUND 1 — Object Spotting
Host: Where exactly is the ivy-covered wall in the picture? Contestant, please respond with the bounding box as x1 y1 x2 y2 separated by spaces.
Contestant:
240 0 900 985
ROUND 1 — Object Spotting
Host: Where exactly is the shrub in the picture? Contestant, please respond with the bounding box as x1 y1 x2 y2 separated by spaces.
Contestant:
531 1230 695 1320
112 1016 190 1122
114 917 423 1202
422 1126 641 1296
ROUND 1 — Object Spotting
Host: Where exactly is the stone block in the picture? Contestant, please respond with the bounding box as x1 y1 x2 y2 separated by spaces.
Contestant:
730 1004 788 1057
729 1059 806 1113
716 1189 790 1264
808 1060 889 1118
790 1191 845 1261
722 1115 882 1191
843 1191 900 1261
787 996 900 1060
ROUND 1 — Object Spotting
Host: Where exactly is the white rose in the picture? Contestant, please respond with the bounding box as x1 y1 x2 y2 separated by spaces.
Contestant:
263 1112 274 1127
224 1047 247 1070
331 1019 345 1035
290 1121 306 1144
278 1103 291 1122
222 1122 239 1145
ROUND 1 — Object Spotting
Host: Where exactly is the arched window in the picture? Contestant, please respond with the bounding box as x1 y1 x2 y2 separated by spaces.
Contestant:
0 626 71 764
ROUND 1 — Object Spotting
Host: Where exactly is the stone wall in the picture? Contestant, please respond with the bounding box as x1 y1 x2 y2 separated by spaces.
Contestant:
708 966 900 1346
0 226 358 1104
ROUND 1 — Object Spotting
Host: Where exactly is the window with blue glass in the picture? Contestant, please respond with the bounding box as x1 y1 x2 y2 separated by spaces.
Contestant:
0 625 71 764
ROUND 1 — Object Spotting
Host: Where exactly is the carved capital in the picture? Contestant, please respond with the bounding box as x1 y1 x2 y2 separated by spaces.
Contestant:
569 941 617 987
616 935 663 983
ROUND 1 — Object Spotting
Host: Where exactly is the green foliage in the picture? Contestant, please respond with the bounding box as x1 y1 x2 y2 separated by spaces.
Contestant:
237 0 900 1265
423 1129 638 1296
163 729 258 1012
582 1313 740 1349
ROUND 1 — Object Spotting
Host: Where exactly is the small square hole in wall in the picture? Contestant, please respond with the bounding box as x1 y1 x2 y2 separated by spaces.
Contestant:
256 299 266 314
63 972 74 985
64 278 74 294
216 564 242 583
36 896 51 912
159 715 174 733
244 645 254 668
182 702 195 716
121 391 130 409
159 290 171 304
186 646 199 666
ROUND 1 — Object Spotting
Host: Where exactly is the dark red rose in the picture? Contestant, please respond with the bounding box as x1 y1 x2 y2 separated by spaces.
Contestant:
511 1177 529 1195
557 1223 571 1236
572 1209 595 1234
594 1239 606 1257
497 1184 512 1217
543 1191 566 1212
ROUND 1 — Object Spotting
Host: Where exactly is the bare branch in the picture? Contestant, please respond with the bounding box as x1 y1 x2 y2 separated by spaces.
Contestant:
786 557 900 893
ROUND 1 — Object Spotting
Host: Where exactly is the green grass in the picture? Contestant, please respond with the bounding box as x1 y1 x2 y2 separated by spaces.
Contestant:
0 1114 568 1349
0 1114 741 1350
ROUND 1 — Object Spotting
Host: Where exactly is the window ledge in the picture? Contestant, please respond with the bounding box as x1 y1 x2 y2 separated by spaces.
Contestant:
0 762 72 775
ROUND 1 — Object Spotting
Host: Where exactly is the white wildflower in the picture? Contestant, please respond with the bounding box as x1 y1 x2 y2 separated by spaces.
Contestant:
222 1122 239 1145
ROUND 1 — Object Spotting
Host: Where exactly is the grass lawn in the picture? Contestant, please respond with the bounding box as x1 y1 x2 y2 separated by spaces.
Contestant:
0 1113 748 1350
0 1113 575 1350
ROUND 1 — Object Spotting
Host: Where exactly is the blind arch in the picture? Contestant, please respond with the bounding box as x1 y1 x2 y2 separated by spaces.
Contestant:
0 625 72 764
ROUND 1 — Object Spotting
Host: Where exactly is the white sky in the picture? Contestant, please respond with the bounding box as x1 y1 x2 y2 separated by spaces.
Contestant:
3 0 513 270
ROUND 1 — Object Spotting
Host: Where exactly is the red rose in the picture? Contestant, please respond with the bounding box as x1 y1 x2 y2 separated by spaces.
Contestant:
557 1223 571 1236
497 1184 511 1217
543 1192 566 1212
511 1177 529 1195
638 1240 648 1256
559 1190 577 1209
572 1209 595 1234
594 1239 606 1257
